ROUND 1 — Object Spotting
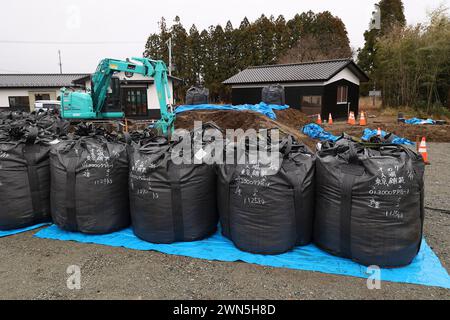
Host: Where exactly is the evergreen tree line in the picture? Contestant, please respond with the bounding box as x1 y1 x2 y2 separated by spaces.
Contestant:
144 12 352 103
357 0 450 112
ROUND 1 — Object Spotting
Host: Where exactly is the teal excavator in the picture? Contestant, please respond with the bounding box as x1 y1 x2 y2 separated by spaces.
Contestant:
60 57 175 135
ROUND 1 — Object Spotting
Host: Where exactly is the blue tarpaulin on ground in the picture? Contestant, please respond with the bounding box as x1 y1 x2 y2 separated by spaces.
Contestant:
302 124 415 146
405 118 436 125
35 225 450 289
175 103 289 120
361 128 415 145
302 123 340 142
0 223 49 238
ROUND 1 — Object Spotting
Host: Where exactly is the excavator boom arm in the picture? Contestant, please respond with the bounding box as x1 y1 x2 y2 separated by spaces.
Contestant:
63 57 175 134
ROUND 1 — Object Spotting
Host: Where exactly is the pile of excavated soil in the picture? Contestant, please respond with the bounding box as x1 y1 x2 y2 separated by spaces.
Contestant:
175 108 317 150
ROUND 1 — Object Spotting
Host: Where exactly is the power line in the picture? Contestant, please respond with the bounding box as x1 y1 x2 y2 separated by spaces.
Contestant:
0 40 144 45
0 67 28 73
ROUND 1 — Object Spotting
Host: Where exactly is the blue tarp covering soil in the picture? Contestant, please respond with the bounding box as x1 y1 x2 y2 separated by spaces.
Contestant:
175 103 289 120
302 124 340 142
302 124 415 146
361 128 415 145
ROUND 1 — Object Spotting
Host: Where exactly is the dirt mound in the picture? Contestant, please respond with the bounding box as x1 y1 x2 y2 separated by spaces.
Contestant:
175 108 317 150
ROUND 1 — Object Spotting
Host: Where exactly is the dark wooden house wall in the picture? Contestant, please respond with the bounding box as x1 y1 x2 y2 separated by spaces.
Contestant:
232 85 324 110
231 87 261 105
231 79 360 120
323 79 359 120
285 86 324 111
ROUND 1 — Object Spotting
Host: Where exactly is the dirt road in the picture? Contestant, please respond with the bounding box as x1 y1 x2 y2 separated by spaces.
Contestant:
0 144 449 300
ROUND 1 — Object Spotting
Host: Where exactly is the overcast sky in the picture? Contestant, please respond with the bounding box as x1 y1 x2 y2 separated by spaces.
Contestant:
0 0 447 74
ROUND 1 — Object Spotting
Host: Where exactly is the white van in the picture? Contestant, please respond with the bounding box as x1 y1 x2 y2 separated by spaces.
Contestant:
34 100 61 112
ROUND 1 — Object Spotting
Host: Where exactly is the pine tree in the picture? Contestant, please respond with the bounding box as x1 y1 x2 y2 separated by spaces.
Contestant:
144 11 356 103
170 16 189 96
279 11 352 63
273 15 289 58
187 24 202 86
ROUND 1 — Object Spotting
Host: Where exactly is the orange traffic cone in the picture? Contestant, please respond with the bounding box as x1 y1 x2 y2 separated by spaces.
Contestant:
359 112 367 126
317 114 322 125
348 112 356 125
418 137 430 164
377 128 382 137
328 113 333 125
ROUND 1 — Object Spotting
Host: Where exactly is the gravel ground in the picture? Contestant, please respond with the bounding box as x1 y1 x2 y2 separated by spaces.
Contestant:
0 144 449 300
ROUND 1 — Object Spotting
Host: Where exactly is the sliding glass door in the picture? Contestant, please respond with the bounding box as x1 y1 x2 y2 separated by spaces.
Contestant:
123 87 148 117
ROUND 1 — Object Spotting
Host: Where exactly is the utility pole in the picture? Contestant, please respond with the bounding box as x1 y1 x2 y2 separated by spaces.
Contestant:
369 4 381 108
58 50 63 74
166 37 172 76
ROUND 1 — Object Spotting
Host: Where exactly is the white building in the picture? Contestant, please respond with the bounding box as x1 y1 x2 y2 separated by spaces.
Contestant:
0 73 181 119
0 74 88 111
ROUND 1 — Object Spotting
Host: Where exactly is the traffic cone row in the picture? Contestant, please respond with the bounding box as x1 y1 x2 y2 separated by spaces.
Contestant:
316 111 366 126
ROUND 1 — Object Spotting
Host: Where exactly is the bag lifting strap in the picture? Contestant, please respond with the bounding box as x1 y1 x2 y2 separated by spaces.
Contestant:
65 149 78 230
283 162 306 243
168 163 184 241
281 136 308 243
23 127 43 215
339 144 365 258
220 166 235 238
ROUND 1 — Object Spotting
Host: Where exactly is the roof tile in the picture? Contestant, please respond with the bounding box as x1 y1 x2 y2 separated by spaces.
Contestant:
0 74 89 88
223 59 368 85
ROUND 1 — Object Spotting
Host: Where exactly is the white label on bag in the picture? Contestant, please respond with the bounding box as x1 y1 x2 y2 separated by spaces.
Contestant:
194 148 207 162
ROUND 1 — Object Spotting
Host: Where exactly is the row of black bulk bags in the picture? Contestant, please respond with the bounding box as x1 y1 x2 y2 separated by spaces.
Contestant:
314 137 425 267
50 136 130 234
217 136 315 254
128 126 218 244
0 128 52 230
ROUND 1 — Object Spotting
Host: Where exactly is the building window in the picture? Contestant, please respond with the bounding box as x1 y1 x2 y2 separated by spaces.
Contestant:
301 95 322 115
123 88 147 117
35 94 50 101
9 96 30 108
302 95 322 108
337 86 348 104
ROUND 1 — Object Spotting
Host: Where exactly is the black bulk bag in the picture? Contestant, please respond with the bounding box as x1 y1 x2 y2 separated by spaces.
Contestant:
0 128 52 230
217 136 315 254
185 86 210 105
314 138 425 267
128 132 218 244
262 84 285 106
50 136 130 234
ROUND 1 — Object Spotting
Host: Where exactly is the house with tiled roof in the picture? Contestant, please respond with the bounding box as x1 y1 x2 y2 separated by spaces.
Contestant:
0 74 89 111
223 59 369 119
0 73 182 118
